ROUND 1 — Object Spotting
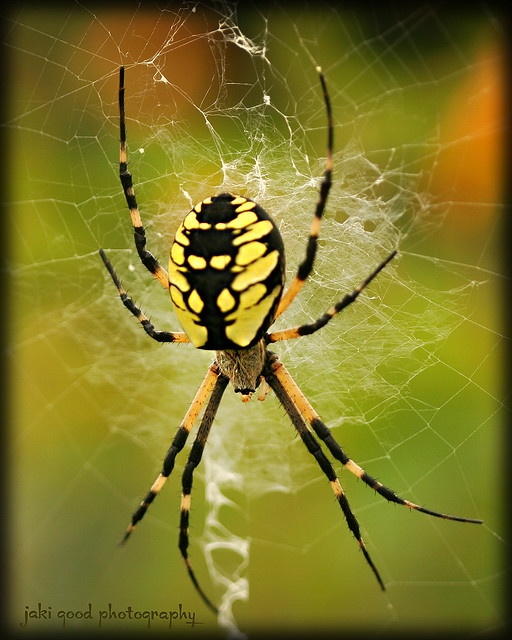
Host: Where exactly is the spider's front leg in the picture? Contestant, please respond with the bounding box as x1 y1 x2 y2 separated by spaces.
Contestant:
274 67 333 319
118 66 169 291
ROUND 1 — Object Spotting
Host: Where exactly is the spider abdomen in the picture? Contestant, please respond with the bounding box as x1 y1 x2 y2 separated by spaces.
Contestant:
169 193 285 350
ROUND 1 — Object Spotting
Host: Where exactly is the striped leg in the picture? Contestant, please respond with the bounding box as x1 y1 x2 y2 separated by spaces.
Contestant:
178 372 230 614
100 248 189 343
118 66 170 290
275 67 333 319
263 354 385 591
268 250 397 344
119 364 220 545
269 358 483 525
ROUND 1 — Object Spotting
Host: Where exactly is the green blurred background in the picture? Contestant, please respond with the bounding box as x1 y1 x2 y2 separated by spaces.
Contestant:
6 2 506 636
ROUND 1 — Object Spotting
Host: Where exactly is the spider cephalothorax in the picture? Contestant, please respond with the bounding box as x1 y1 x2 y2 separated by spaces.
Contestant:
215 342 267 396
100 65 482 615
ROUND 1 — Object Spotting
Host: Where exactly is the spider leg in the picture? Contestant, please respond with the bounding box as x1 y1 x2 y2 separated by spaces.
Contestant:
275 67 333 319
263 354 386 591
270 357 483 526
100 248 189 343
119 364 220 546
118 66 170 290
179 372 230 615
267 249 397 344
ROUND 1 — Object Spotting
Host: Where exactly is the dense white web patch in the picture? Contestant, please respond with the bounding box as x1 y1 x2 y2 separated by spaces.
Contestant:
7 2 505 636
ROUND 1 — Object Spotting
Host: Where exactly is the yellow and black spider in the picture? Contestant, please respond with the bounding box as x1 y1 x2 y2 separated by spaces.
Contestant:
100 66 482 614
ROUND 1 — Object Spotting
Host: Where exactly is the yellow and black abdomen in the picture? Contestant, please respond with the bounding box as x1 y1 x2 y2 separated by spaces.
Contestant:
168 193 285 350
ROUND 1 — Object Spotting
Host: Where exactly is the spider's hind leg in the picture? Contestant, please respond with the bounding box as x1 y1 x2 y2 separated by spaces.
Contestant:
118 364 220 545
263 353 386 591
178 372 229 615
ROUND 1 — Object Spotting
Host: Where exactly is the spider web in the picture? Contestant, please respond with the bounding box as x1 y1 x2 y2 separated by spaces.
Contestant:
6 1 507 636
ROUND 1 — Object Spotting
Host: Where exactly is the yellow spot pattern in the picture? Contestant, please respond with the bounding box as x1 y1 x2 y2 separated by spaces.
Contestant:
217 288 236 313
225 285 281 347
235 241 267 266
234 200 257 213
210 254 231 270
188 289 204 314
227 210 258 229
232 220 274 246
187 254 207 270
168 261 190 292
231 250 279 291
170 242 185 266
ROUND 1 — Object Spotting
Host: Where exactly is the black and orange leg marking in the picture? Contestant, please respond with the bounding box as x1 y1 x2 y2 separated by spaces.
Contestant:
119 66 170 290
119 364 220 546
269 357 483 525
268 249 397 344
100 248 189 344
178 372 230 615
275 67 333 319
263 354 385 591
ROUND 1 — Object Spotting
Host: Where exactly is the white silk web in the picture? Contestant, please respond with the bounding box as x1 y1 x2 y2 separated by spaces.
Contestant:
7 2 506 636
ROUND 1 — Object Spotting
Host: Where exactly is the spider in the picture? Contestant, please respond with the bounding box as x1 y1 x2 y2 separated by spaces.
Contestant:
100 65 482 614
